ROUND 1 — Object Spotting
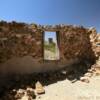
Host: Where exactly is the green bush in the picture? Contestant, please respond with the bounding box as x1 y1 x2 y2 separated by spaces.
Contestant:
44 41 56 53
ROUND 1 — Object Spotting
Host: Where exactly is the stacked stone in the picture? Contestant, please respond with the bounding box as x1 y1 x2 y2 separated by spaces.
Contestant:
89 27 100 58
0 21 96 64
0 21 43 63
59 26 95 62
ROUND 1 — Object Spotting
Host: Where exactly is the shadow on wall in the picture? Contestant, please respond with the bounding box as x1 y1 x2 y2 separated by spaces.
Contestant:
0 33 96 75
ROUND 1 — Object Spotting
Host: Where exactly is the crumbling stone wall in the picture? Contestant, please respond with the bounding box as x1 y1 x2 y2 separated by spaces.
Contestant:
0 21 96 73
0 21 43 63
88 27 100 59
59 26 95 62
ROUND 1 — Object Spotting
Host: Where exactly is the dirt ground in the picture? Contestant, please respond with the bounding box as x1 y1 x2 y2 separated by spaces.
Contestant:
36 75 100 100
0 57 100 100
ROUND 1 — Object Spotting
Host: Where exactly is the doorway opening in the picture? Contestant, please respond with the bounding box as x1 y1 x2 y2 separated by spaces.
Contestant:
43 31 60 60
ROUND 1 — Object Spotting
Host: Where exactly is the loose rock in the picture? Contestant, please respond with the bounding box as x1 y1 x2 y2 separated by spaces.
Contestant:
27 90 36 99
35 81 45 94
84 73 92 77
80 77 90 83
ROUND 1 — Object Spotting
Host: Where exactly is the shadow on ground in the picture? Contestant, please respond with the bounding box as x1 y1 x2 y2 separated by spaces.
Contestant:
0 60 95 99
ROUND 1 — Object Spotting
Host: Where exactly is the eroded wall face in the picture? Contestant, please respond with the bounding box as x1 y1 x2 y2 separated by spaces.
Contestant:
88 28 100 58
0 21 96 74
59 26 95 62
0 22 43 63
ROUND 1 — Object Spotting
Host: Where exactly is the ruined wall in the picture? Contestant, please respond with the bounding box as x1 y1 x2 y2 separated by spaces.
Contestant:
59 26 95 62
0 21 96 74
0 21 43 63
88 27 100 59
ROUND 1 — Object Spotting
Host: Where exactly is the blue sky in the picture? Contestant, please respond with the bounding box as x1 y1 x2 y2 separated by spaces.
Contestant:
45 32 56 42
0 0 100 32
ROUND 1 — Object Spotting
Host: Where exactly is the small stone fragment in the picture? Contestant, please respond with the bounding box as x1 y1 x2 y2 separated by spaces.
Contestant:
21 93 29 100
80 77 90 83
61 70 67 75
35 81 45 94
88 69 93 73
84 73 92 77
26 87 34 91
17 89 25 94
27 90 36 99
28 96 32 100
95 70 100 76
14 89 25 99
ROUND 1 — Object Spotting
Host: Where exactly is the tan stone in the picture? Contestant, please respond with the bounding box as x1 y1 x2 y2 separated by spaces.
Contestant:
84 73 92 77
35 81 45 94
80 77 90 83
94 68 100 76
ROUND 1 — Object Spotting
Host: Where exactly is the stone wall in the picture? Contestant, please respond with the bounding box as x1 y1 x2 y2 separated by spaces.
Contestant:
88 27 100 59
59 26 95 61
0 21 96 74
0 21 44 63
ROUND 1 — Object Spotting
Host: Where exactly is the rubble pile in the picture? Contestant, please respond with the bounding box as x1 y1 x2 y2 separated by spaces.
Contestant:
0 80 45 100
0 57 100 99
80 57 100 83
79 28 100 83
88 27 100 75
0 71 69 100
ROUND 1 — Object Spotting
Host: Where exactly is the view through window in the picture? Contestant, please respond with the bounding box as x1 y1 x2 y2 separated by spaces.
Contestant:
44 31 60 60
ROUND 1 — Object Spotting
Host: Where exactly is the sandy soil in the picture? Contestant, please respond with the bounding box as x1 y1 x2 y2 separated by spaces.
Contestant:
36 75 100 100
44 50 59 60
44 42 60 60
44 49 59 60
1 63 100 100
